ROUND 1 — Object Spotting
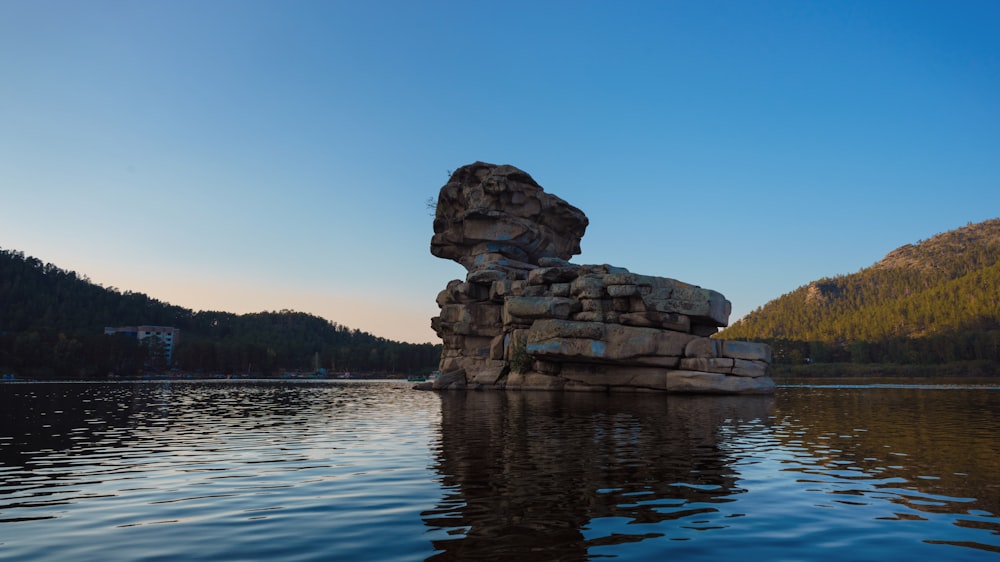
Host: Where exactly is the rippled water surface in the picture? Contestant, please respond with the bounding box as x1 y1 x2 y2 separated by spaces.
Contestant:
0 381 997 561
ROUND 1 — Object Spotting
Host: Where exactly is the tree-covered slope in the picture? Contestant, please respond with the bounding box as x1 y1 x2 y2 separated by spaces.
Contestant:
718 219 1000 364
0 248 440 377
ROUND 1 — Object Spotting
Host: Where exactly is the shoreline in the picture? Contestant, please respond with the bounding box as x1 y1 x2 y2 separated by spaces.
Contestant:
770 361 998 379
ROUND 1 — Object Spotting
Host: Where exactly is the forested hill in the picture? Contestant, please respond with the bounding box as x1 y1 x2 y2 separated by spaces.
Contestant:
718 218 1000 365
0 248 441 378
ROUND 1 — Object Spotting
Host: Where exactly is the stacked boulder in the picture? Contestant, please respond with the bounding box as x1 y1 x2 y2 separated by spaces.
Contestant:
426 162 774 394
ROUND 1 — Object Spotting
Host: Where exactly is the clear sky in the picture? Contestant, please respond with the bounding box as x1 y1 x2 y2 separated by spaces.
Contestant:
2 1 998 344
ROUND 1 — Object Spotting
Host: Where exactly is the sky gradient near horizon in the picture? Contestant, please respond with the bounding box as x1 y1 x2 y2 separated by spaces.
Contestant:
2 1 998 344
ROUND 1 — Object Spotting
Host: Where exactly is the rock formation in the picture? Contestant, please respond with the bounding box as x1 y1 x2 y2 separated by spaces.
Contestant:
424 162 774 394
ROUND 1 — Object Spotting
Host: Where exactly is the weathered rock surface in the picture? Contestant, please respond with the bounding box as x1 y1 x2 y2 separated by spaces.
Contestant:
431 162 589 276
427 162 774 394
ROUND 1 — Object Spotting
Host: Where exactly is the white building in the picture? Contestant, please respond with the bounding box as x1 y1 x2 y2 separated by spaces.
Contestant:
104 325 180 364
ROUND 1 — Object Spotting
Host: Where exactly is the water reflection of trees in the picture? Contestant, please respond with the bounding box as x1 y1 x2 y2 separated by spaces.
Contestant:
423 391 774 561
0 381 402 519
771 387 1000 526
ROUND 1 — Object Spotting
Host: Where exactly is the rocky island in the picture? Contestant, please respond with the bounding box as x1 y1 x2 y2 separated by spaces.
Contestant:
421 162 774 394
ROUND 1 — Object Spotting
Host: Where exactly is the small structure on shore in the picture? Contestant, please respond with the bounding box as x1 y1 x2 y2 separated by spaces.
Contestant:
421 162 774 394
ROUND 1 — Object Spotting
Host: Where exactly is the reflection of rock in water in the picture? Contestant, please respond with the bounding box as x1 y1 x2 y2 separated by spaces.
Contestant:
423 392 774 561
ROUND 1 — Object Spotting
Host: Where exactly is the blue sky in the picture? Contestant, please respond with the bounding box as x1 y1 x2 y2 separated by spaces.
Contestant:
2 1 998 343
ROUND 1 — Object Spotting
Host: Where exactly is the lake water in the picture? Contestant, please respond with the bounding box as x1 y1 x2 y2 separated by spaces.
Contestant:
0 380 997 561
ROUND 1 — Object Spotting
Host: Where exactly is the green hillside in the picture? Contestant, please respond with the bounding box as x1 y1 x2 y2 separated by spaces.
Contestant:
0 248 440 378
718 219 1000 366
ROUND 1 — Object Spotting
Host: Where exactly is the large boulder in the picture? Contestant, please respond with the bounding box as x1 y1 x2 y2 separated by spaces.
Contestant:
426 162 774 395
431 162 589 275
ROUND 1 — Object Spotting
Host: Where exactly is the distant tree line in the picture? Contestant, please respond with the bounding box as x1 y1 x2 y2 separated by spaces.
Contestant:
0 248 441 378
719 220 1000 367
